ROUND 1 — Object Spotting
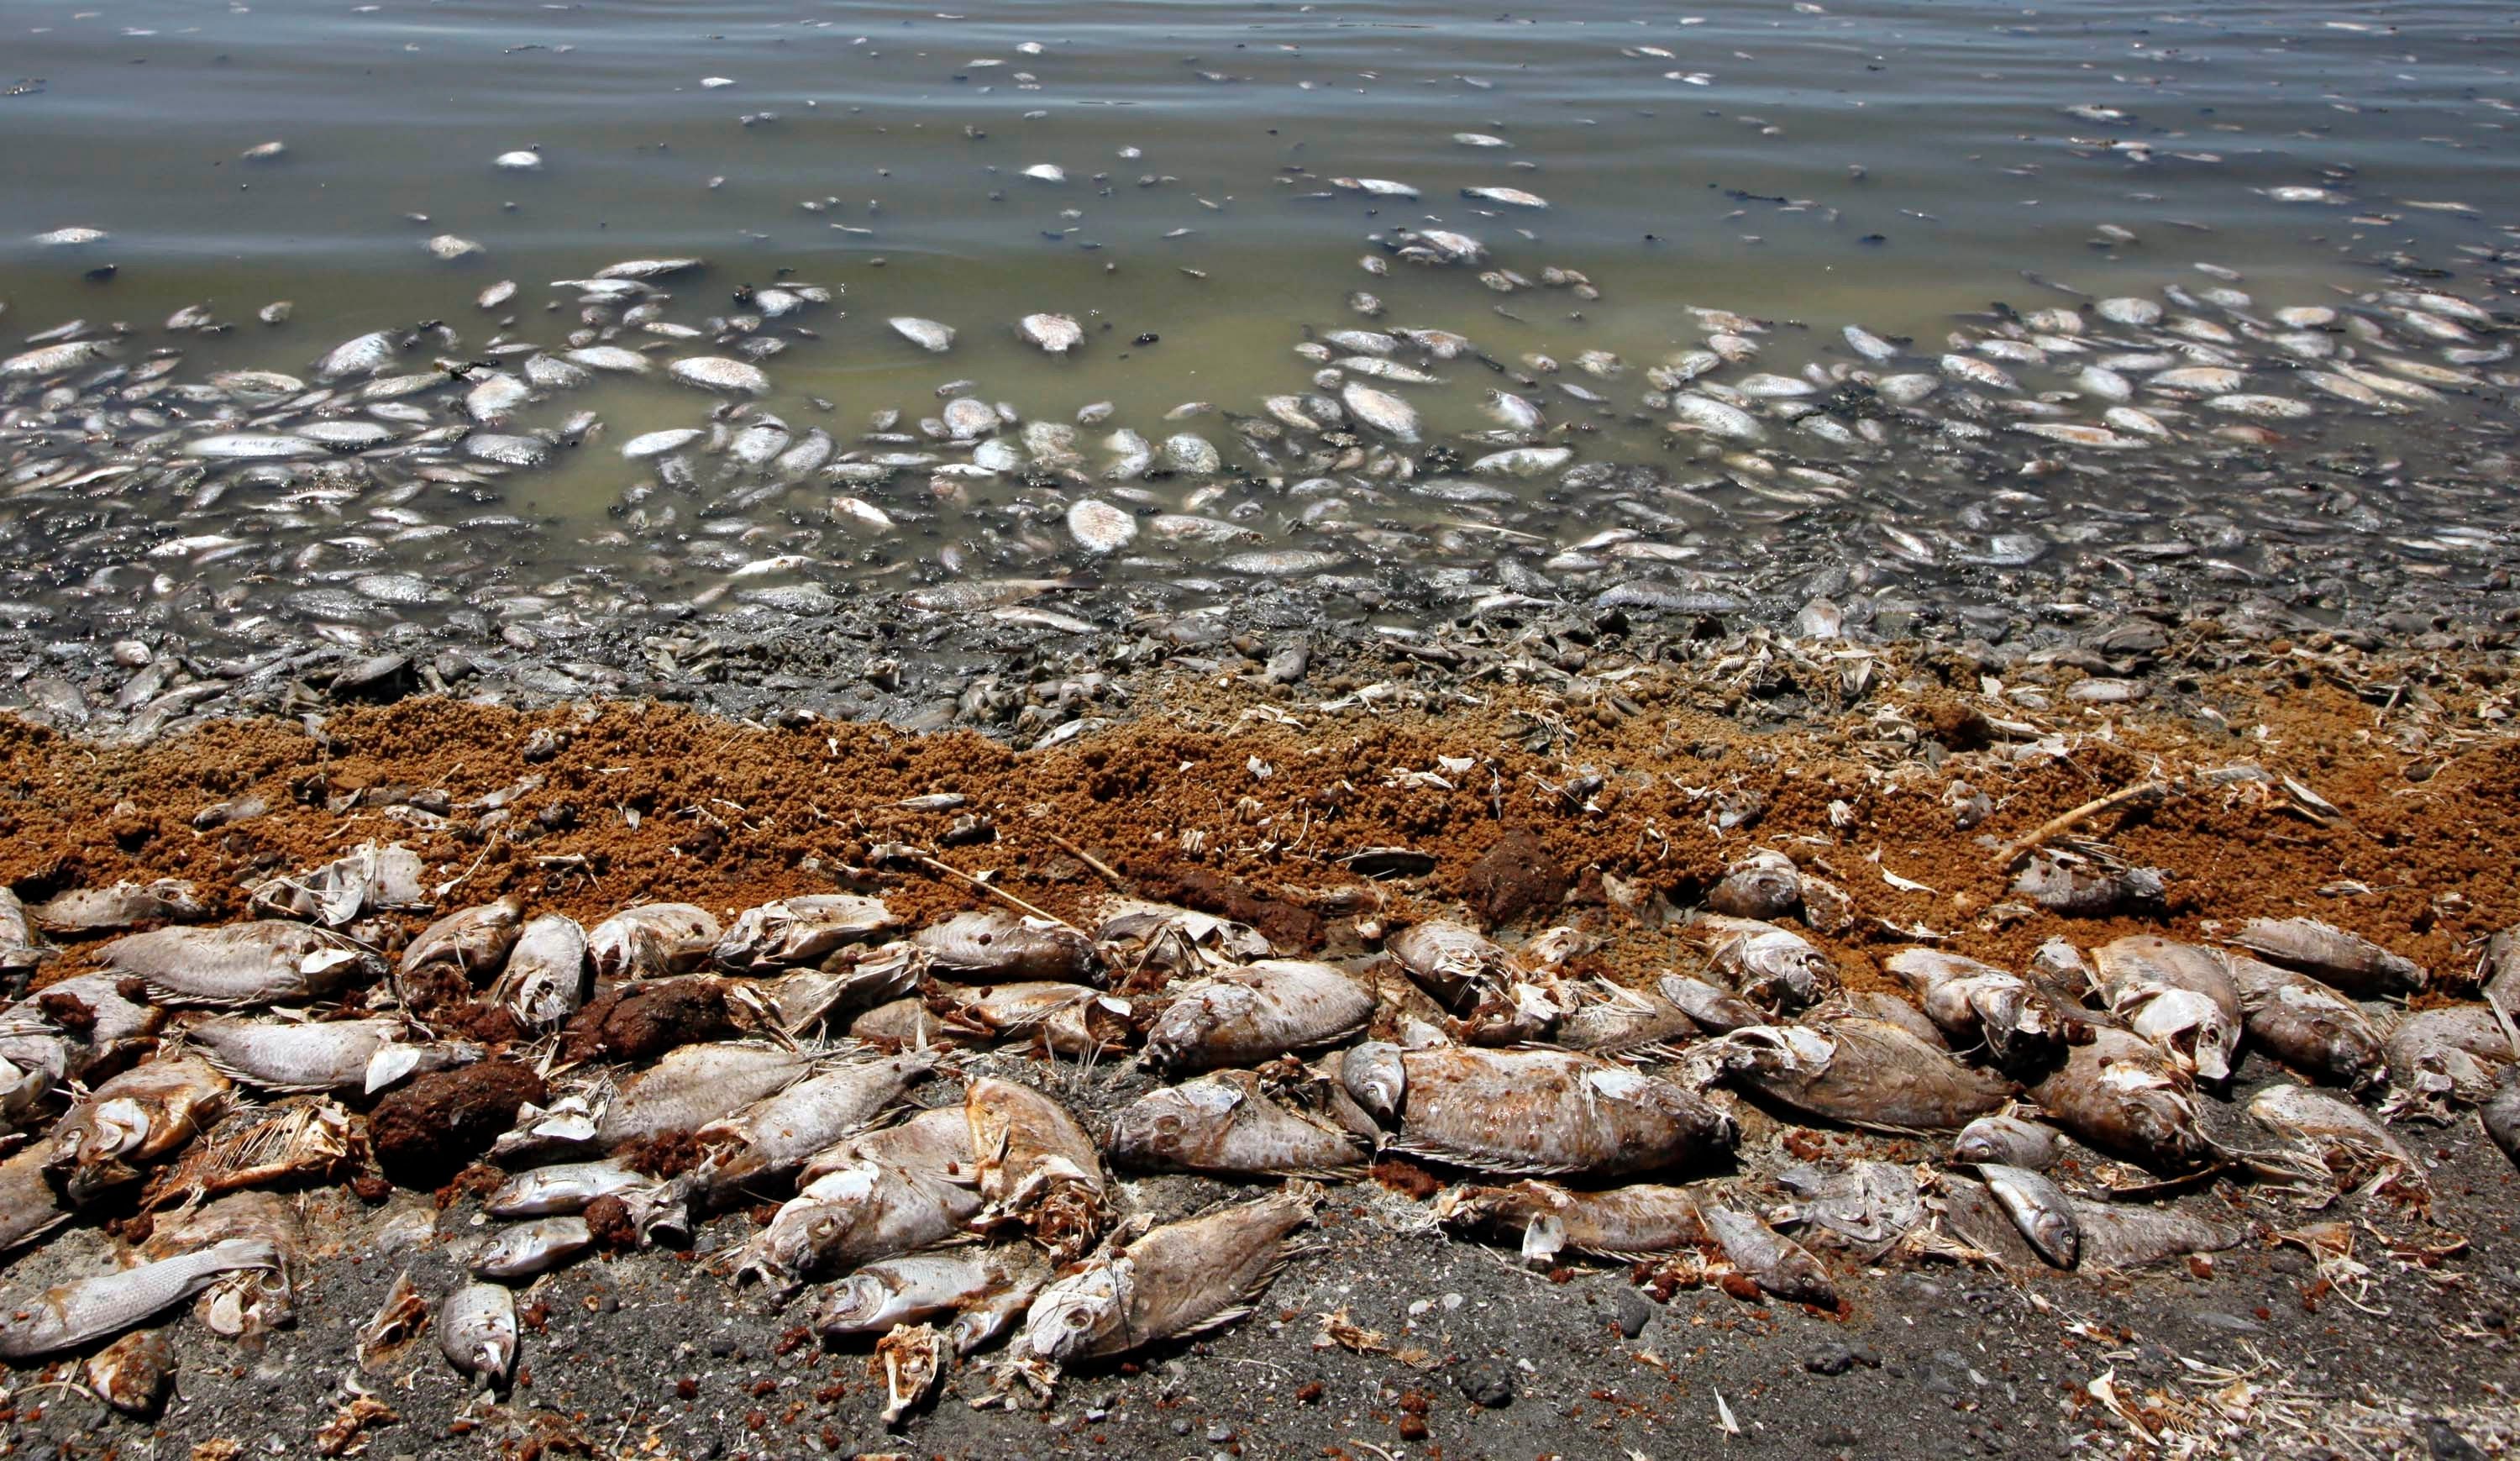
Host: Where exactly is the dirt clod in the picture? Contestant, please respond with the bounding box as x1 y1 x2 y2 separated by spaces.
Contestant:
370 1063 546 1185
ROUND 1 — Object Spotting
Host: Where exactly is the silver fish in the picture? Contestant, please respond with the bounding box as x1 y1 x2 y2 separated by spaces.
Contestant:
0 1238 280 1359
1691 916 1835 1012
684 1052 935 1199
2384 1006 2509 1112
1656 972 1766 1033
1020 1185 1318 1364
2066 1199 2240 1272
401 894 525 989
47 1054 233 1203
1343 1042 1735 1177
1106 1068 1368 1179
912 909 1098 984
1976 1164 2079 1268
2232 917 2427 998
738 1156 979 1293
2028 1027 2213 1173
1703 1206 1838 1307
31 879 209 933
1714 1019 2014 1133
472 1217 594 1280
438 1281 519 1386
99 921 378 1007
2248 1083 2423 1201
1436 1180 1705 1265
2224 954 2386 1092
186 1016 404 1095
1882 949 2076 1069
968 1075 1107 1260
594 1042 816 1150
492 913 590 1029
2092 935 2242 1081
588 902 722 981
714 894 899 971
1951 1112 2062 1170
486 1159 652 1217
1144 959 1376 1070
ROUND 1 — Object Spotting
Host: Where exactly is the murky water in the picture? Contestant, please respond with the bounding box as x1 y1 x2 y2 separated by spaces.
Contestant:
5 0 2520 660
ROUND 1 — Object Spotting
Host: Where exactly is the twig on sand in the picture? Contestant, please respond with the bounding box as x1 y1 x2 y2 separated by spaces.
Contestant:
1993 779 2172 869
1042 832 1129 892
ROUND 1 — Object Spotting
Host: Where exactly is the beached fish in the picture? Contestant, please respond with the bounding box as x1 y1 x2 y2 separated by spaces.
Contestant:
1553 980 1698 1055
46 1055 233 1203
591 1042 816 1151
1975 1164 2079 1268
968 1076 1107 1260
1656 972 1766 1033
438 1282 519 1387
738 1154 979 1293
1435 1180 1704 1265
588 902 722 981
683 1053 935 1200
1019 313 1084 354
0 1238 279 1360
2224 954 2386 1092
1703 1206 1837 1307
1342 1043 1735 1176
1691 916 1835 1013
1340 381 1420 442
473 1217 593 1280
31 880 207 933
815 1248 1042 1337
2483 1069 2520 1170
486 1159 653 1218
1145 959 1375 1070
2385 1005 2510 1112
1882 949 2076 1069
1713 1019 2013 1133
2067 1199 2240 1272
2092 935 2243 1081
2233 917 2426 997
100 921 378 1006
715 895 899 971
1106 1068 1368 1178
2248 1083 2423 1201
1951 1112 2063 1170
186 1016 408 1096
492 914 590 1029
669 356 770 394
911 910 1097 984
2029 1027 2213 1173
1019 1185 1318 1364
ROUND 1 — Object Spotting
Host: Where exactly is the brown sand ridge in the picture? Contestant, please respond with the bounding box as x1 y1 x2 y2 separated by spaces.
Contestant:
3 635 2517 1000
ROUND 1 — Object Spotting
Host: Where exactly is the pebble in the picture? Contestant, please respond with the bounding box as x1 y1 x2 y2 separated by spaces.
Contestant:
1456 1358 1514 1407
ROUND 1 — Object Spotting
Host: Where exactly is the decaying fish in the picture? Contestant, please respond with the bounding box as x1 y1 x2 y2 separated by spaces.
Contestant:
738 1153 980 1294
1019 1185 1319 1364
2066 1198 2241 1272
401 894 525 989
1770 1161 1923 1253
1703 1205 1839 1307
473 1217 594 1280
488 1159 653 1218
85 1327 176 1415
968 1075 1108 1259
1106 1068 1368 1179
48 1054 234 1202
2384 1005 2512 1114
1553 980 1698 1055
758 942 931 1035
247 843 428 926
144 1099 360 1209
2233 917 2427 998
1883 949 2076 1069
1436 1180 1708 1264
0 1141 70 1253
185 1015 409 1095
2224 954 2387 1092
0 887 45 973
32 879 209 933
1952 1111 2063 1170
1975 1164 2080 1268
2092 935 2243 1081
874 1322 947 1426
1145 959 1375 1070
913 910 1099 984
816 1248 1044 1337
99 921 378 1007
2482 1069 2520 1170
357 1271 430 1373
1656 972 1766 1033
438 1281 520 1387
1342 1043 1736 1176
1705 849 1803 922
0 1238 280 1359
1093 899 1273 979
2029 1028 2213 1173
589 902 722 981
1840 991 1950 1048
593 1041 817 1151
492 913 591 1028
930 981 1133 1057
2011 847 2166 917
2248 1083 2425 1201
1690 915 1835 1012
1386 921 1515 1009
1712 1018 2014 1133
681 1052 936 1201
713 894 899 971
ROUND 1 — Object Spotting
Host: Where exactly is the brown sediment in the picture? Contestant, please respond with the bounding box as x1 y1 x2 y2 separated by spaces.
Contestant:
369 1062 546 1184
617 1129 706 1181
0 640 2514 1017
561 977 738 1064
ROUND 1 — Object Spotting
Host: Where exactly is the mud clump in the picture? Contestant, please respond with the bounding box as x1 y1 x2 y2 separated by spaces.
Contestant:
617 1129 706 1181
1459 828 1570 929
370 1062 547 1185
1124 865 1326 952
562 977 737 1064
583 1196 638 1253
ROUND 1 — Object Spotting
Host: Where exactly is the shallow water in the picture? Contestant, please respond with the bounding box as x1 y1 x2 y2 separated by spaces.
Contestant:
4 0 2520 653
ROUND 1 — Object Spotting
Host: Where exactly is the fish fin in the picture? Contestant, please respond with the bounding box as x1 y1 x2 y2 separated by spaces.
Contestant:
1387 1135 1580 1177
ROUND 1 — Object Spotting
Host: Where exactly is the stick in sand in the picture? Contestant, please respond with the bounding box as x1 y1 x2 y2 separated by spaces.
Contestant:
1992 779 2172 869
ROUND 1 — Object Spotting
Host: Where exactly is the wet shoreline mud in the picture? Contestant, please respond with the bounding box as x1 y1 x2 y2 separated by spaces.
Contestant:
1 623 2517 1459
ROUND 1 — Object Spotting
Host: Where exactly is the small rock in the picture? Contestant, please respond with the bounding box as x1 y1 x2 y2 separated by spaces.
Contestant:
2426 1420 2486 1461
1611 1287 1655 1339
1805 1343 1859 1376
1456 1358 1513 1408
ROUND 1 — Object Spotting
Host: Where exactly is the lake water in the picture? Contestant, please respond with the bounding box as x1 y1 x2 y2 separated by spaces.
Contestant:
4 0 2518 652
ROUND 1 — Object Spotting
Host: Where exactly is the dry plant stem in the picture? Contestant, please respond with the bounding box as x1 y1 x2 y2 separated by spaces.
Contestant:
1992 779 2173 869
914 852 1092 938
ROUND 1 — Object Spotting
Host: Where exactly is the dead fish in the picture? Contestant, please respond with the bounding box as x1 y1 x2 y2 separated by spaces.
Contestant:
2092 935 2243 1081
1387 921 1514 1010
2029 1028 2213 1173
1553 980 1698 1055
31 879 208 933
1436 1180 1705 1265
912 909 1097 984
487 1159 652 1218
714 895 900 971
0 1142 70 1253
2223 954 2387 1093
245 843 429 927
99 921 378 1006
438 1281 519 1387
1840 991 1950 1048
1018 313 1084 355
1106 1068 1368 1178
2066 1199 2240 1272
1656 972 1767 1033
1951 1112 2063 1170
755 943 931 1036
473 1217 594 1280
669 355 771 394
2385 1006 2511 1112
1145 959 1376 1070
2012 848 2166 917
1703 1206 1838 1308
890 317 956 353
2247 1083 2424 1201
186 1015 407 1095
1019 1185 1319 1364
1705 850 1802 922
815 1248 1042 1337
2481 1069 2520 1170
594 1042 816 1151
0 1238 279 1360
1691 915 1835 1012
1093 899 1273 978
492 913 590 1029
1714 1019 2015 1133
1343 1043 1735 1177
1882 949 2076 1069
402 894 525 990
969 1075 1107 1260
683 1053 936 1200
47 1054 233 1202
1340 381 1420 442
589 903 723 981
2232 917 2427 998
1975 1164 2080 1268
0 888 43 972
738 1154 979 1293
1770 1161 1923 1253
85 1327 176 1415
931 982 1133 1058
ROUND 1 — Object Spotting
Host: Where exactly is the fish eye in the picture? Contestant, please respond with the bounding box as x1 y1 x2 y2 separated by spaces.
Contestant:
1066 1311 1090 1327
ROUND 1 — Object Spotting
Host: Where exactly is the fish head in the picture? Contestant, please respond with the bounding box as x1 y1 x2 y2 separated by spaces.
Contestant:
813 1272 899 1335
1021 1259 1129 1363
1338 1042 1406 1123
